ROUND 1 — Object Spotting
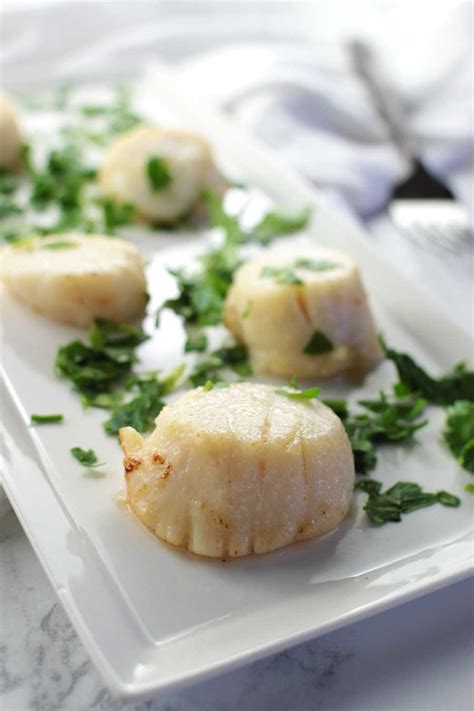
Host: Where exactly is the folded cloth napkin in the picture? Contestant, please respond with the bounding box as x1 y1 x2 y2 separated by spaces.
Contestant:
177 21 473 218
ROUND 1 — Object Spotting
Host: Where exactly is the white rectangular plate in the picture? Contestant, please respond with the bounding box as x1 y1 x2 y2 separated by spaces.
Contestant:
1 64 473 699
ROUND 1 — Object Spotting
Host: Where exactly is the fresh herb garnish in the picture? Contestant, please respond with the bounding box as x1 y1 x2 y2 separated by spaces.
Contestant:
203 380 214 392
260 266 303 286
0 168 21 195
325 392 428 474
40 240 77 250
146 156 172 191
31 413 64 424
56 320 148 403
97 198 136 233
188 345 251 386
70 447 103 467
303 330 334 355
274 381 321 400
0 199 22 219
103 366 184 435
184 332 208 353
382 339 474 405
252 207 310 244
30 144 96 212
355 479 460 524
322 399 349 419
465 483 474 494
443 400 474 472
293 258 338 272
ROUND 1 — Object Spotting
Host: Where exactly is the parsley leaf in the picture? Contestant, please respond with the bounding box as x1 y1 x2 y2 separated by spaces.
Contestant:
444 400 474 472
465 483 474 494
97 198 136 233
70 447 103 467
56 320 148 402
325 392 428 474
252 207 310 244
188 345 251 387
260 266 303 286
355 479 460 525
382 339 474 405
293 258 339 272
146 157 172 191
322 399 349 419
103 366 184 436
31 413 64 424
39 240 77 250
275 384 321 400
184 332 208 353
303 330 334 355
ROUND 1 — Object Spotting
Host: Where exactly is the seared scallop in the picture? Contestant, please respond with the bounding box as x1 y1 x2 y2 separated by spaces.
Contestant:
120 382 355 558
0 234 147 327
0 94 22 169
223 248 382 379
99 125 218 223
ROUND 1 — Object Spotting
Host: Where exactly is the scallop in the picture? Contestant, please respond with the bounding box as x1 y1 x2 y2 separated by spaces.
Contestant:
120 382 355 558
0 94 22 169
99 125 219 223
223 248 383 379
0 234 147 327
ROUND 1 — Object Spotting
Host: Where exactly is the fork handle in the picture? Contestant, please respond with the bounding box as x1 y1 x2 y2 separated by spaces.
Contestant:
348 40 417 160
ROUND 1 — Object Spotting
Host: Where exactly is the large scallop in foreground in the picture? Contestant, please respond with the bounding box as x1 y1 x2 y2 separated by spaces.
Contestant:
0 234 147 327
99 125 218 224
120 382 355 558
0 93 22 169
223 248 383 379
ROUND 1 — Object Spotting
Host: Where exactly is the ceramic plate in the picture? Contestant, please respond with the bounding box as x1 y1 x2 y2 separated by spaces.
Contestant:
1 64 472 699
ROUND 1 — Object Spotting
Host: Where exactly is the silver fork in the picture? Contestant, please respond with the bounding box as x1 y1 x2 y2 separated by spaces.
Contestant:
348 40 472 251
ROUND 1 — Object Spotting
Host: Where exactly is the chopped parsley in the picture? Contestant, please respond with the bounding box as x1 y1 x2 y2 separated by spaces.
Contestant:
31 413 64 424
355 479 460 525
56 320 148 404
39 240 77 250
303 330 334 355
0 199 22 219
260 266 303 286
274 379 321 400
30 143 96 212
252 207 311 244
465 483 474 494
275 386 321 400
293 258 338 271
322 399 349 419
103 366 184 436
382 339 474 405
146 156 172 191
325 392 428 474
0 168 21 195
70 447 103 467
97 198 136 233
444 401 474 472
184 332 208 353
203 380 214 392
188 345 251 387
160 240 240 327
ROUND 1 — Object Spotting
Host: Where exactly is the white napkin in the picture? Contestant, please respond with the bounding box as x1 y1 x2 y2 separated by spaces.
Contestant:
177 26 472 218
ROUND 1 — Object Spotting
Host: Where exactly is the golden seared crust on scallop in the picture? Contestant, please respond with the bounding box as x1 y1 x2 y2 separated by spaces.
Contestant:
0 234 147 327
99 125 218 223
223 247 383 379
120 382 355 558
0 94 22 169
